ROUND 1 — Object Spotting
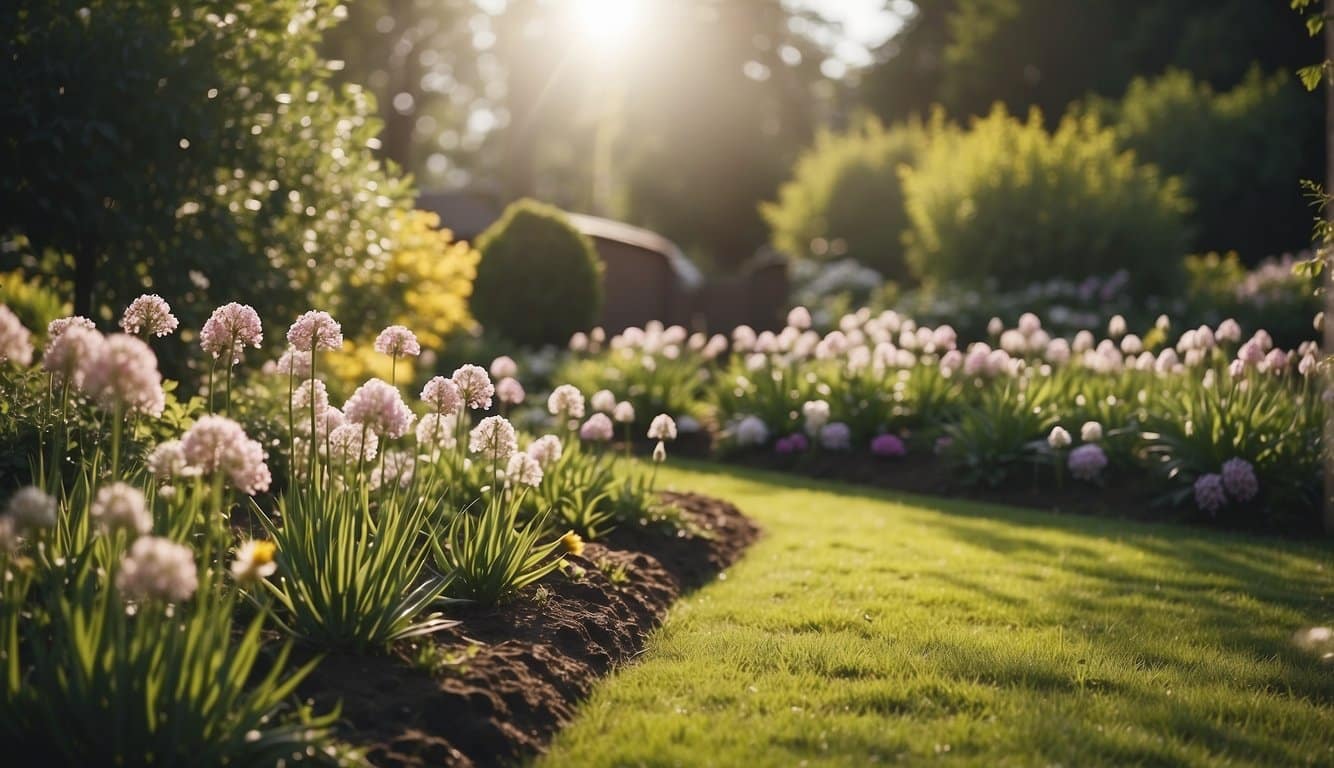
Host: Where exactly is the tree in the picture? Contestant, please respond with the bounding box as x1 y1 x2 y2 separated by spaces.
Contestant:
0 0 410 341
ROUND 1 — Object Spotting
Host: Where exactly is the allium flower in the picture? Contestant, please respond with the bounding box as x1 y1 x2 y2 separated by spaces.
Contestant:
200 303 263 364
647 413 678 441
569 332 589 352
1299 354 1318 377
469 415 517 462
420 376 463 415
490 355 518 379
147 440 196 480
272 347 313 377
579 413 614 442
591 389 617 413
6 486 56 531
371 450 417 490
1044 339 1071 366
787 306 812 330
774 433 809 455
734 416 769 447
560 531 585 556
1262 348 1289 374
732 325 757 352
1018 312 1041 336
1072 330 1095 353
83 334 166 416
47 315 96 341
1047 426 1072 449
0 305 34 366
119 294 178 337
92 482 151 535
1108 315 1127 339
292 378 329 414
653 440 668 463
1080 421 1103 443
327 423 379 465
180 415 272 494
373 325 421 358
496 377 526 405
116 536 198 603
527 435 564 468
547 384 586 420
231 539 278 584
506 452 544 487
1120 334 1143 355
1215 318 1242 344
285 310 342 352
1067 444 1108 481
1194 473 1227 514
802 400 831 434
613 401 636 424
344 378 416 438
40 323 103 388
416 412 457 450
452 364 494 410
1220 458 1259 502
870 434 906 458
987 317 1004 337
819 422 852 451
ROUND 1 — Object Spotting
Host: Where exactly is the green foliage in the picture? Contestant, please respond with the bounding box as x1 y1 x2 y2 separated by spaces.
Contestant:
433 494 565 606
1084 68 1316 259
0 270 66 334
471 199 603 348
940 379 1058 487
900 107 1192 290
1183 251 1319 348
533 442 617 539
0 0 412 346
762 117 925 281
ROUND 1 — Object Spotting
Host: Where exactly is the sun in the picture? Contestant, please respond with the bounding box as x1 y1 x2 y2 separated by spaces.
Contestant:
571 0 642 47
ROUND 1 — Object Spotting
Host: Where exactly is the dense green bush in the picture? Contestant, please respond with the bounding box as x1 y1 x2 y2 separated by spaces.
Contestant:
762 117 925 282
1083 68 1316 260
900 107 1192 290
471 199 603 348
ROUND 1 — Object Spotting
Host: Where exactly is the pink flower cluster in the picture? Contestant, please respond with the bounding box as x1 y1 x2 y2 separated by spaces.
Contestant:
870 434 906 458
200 303 263 364
119 294 179 337
181 415 272 495
344 378 415 439
0 305 34 366
286 310 342 353
373 325 420 358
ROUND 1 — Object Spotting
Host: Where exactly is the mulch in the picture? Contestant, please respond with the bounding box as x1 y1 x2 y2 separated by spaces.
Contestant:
297 492 760 767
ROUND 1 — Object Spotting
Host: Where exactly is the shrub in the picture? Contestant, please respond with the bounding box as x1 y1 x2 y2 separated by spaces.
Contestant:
762 117 925 281
900 106 1192 291
1085 68 1317 260
471 200 603 348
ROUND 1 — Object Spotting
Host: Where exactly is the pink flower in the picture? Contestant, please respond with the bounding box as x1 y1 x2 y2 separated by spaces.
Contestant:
1067 444 1108 481
272 347 313 377
774 433 809 454
495 377 524 406
0 305 34 366
91 482 151 535
416 412 457 450
291 378 329 414
82 334 166 416
371 450 416 490
420 376 463 415
1262 348 1288 374
452 364 494 410
46 315 96 341
200 303 263 364
181 415 272 495
285 310 342 353
1220 458 1258 502
327 423 379 465
506 452 543 487
548 384 586 419
490 355 518 379
42 324 104 387
579 413 614 442
1193 473 1227 514
527 435 564 467
343 378 415 439
119 294 178 337
374 325 420 357
469 415 517 461
870 434 906 458
591 389 617 413
116 536 198 603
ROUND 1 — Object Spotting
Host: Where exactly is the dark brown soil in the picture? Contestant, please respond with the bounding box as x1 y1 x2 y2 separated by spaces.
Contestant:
297 492 759 767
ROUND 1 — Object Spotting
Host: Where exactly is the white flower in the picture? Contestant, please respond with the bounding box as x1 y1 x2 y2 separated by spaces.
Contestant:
802 400 830 434
1215 318 1242 344
147 440 195 480
6 486 56 531
1047 426 1072 449
548 384 586 419
496 377 526 405
527 435 564 468
469 415 518 462
652 440 667 463
579 413 614 442
1108 315 1127 339
1080 421 1103 443
506 452 544 487
612 401 636 424
116 536 198 603
591 389 617 414
452 364 495 410
489 355 518 379
1120 334 1142 355
92 482 151 536
647 413 678 441
987 317 1004 337
734 415 769 447
787 306 812 330
1017 312 1041 336
327 423 379 465
230 539 278 584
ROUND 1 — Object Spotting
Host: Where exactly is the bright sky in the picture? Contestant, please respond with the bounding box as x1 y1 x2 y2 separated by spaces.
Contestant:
794 0 911 67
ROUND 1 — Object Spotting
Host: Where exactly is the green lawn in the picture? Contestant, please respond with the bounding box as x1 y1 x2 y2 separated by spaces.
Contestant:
537 462 1334 767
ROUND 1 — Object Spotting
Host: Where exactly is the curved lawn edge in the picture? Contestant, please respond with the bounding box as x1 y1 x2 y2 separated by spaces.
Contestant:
296 491 758 767
536 463 1334 768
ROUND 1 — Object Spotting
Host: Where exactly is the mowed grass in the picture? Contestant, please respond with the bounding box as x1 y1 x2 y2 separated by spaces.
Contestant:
537 462 1334 767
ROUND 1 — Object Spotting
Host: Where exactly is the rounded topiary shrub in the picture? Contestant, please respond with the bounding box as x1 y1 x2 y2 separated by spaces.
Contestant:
900 106 1192 290
470 199 603 347
762 117 925 283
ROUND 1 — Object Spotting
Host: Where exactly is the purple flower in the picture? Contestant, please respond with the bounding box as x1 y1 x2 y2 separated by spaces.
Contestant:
1067 444 1108 481
774 433 809 455
1220 458 1258 502
1193 473 1227 514
870 434 907 458
819 422 852 451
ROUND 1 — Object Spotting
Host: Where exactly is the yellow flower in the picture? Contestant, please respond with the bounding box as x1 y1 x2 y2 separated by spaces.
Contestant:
231 539 278 583
560 530 585 557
